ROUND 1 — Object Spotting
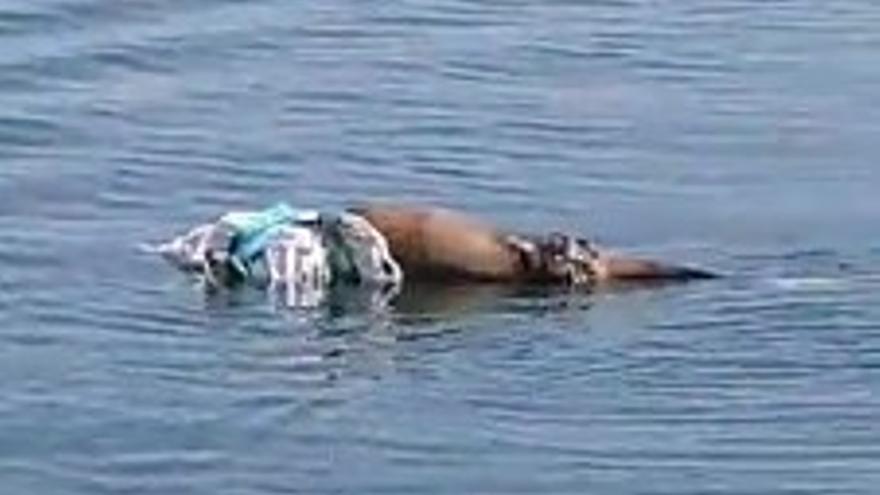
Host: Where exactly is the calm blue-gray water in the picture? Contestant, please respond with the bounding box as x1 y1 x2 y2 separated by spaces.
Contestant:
2 1 880 493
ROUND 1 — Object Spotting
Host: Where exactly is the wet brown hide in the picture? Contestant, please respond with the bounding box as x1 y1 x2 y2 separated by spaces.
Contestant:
353 204 717 284
353 205 521 282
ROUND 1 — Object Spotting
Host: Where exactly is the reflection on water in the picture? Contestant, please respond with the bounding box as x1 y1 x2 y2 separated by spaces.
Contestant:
2 0 880 493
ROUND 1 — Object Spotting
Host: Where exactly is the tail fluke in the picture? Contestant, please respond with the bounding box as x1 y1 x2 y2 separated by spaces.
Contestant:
599 255 718 282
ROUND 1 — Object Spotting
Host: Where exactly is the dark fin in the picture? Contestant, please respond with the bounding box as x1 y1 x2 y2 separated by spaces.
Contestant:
601 255 718 282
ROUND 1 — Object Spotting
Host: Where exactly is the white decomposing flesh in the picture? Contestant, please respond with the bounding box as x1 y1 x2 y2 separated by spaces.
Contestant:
150 208 403 308
264 225 331 308
335 212 403 285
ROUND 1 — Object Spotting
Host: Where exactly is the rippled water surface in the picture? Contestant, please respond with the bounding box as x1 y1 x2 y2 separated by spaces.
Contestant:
2 1 880 493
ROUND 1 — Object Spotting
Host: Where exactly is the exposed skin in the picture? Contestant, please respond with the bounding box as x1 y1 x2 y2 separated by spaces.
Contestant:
353 204 717 285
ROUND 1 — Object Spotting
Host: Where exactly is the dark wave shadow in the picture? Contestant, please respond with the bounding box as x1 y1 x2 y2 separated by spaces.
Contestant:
195 275 717 324
312 281 601 323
